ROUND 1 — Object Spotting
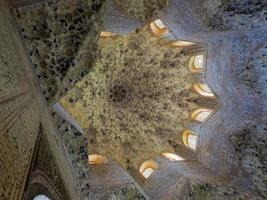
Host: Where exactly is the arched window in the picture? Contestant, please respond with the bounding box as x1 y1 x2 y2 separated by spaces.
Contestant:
142 167 154 179
193 83 214 97
191 108 213 122
139 160 159 179
183 130 197 150
33 195 51 200
162 152 184 161
150 19 169 37
171 40 195 47
100 31 116 37
189 55 204 72
89 154 108 164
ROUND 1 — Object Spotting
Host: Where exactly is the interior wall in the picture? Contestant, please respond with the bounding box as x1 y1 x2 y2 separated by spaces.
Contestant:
0 0 41 199
143 161 190 200
159 0 267 198
23 131 70 200
0 1 81 199
103 0 144 34
89 159 147 199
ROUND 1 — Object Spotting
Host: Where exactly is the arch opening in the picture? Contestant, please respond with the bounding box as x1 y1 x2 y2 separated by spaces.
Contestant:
33 195 51 200
88 154 108 164
189 55 205 72
162 152 184 161
171 40 195 47
139 160 159 179
150 19 169 37
193 83 214 97
100 31 116 37
183 130 197 150
142 167 155 179
191 108 213 122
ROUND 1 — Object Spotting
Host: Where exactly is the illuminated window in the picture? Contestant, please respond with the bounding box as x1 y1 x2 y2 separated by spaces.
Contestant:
89 154 108 164
150 19 169 37
171 40 195 47
191 108 213 122
189 55 204 72
154 19 166 29
193 83 214 97
162 152 184 161
183 130 197 150
143 167 155 179
33 195 51 200
139 160 159 179
100 31 116 37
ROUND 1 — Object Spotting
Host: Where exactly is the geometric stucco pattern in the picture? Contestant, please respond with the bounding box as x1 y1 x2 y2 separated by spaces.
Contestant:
60 26 205 175
14 0 107 104
238 40 267 96
1 0 267 200
0 2 40 199
32 131 70 200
